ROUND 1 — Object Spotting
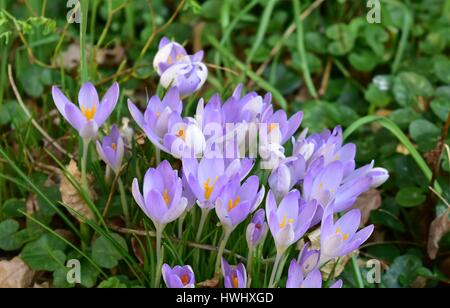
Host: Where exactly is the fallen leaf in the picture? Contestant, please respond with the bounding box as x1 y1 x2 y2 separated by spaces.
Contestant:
33 282 50 288
352 189 382 226
197 278 219 288
60 160 96 222
0 257 34 288
96 44 126 67
427 208 450 259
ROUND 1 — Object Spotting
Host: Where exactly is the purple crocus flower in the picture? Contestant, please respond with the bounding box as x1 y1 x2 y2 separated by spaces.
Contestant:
96 125 124 174
128 87 185 153
215 176 264 231
297 242 320 275
154 37 207 97
222 258 247 288
52 82 119 140
163 116 206 158
286 265 342 288
153 37 189 75
131 160 187 228
182 157 235 209
162 264 195 288
260 108 303 146
266 190 317 253
319 205 374 266
246 209 267 248
269 155 306 202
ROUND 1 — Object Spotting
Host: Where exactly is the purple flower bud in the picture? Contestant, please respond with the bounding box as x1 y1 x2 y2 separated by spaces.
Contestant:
96 125 124 174
131 160 187 227
269 155 305 201
52 82 119 140
222 258 247 288
153 37 189 75
246 209 267 248
162 264 195 288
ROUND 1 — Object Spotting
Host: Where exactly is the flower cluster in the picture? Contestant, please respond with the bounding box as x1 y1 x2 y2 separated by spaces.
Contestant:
51 37 389 288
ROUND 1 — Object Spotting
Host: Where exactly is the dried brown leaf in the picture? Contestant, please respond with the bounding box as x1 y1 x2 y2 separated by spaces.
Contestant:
96 44 126 67
352 189 382 226
197 278 219 288
0 257 34 288
427 208 450 259
60 160 96 222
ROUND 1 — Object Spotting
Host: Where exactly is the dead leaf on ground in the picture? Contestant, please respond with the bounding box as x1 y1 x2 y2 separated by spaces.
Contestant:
197 278 219 288
352 189 382 226
60 160 96 222
0 257 34 288
33 282 50 288
427 208 450 259
96 44 126 67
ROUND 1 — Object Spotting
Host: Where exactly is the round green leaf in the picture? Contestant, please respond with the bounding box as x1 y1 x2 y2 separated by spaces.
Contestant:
92 233 128 269
395 187 426 207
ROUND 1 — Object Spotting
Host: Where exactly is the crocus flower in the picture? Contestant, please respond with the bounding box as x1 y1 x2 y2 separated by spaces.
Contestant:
215 176 264 232
286 265 342 289
131 160 187 229
128 87 183 153
222 258 247 288
182 157 232 209
162 264 195 288
153 37 189 75
246 209 267 249
154 37 208 97
96 125 124 174
297 242 320 275
319 205 374 266
269 155 306 202
163 116 206 158
52 82 119 140
266 190 317 254
260 108 303 146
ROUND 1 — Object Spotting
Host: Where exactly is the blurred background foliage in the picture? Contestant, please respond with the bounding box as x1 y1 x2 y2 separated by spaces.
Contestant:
0 0 449 288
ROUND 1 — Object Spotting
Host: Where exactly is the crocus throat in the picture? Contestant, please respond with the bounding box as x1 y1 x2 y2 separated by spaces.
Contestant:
269 123 278 133
203 176 218 200
228 196 241 212
176 127 185 141
111 143 117 151
231 271 239 288
279 214 295 229
180 274 190 286
163 189 171 207
81 105 96 121
335 227 349 241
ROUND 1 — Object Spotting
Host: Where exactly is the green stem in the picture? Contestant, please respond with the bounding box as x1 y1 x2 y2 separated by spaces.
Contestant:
215 228 231 275
268 250 283 288
293 0 318 99
80 0 90 83
246 246 254 287
178 212 186 239
155 147 161 165
118 177 130 227
81 138 90 192
154 225 163 288
195 208 210 242
351 256 365 288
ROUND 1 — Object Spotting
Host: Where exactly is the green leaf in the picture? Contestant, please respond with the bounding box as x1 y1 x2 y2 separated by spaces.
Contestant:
395 186 426 207
348 50 378 72
409 119 440 152
430 98 450 122
1 198 26 218
365 84 392 107
419 32 446 55
388 108 419 130
20 234 67 271
326 23 356 56
97 277 127 288
433 56 450 84
393 72 434 107
383 255 423 288
92 233 128 269
0 219 21 250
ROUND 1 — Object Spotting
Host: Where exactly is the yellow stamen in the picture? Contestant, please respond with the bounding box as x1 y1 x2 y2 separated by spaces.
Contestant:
175 53 183 61
228 196 241 212
335 227 341 235
155 112 161 118
81 105 96 121
111 143 117 151
181 274 190 286
163 189 170 207
176 128 185 141
231 272 239 288
269 123 278 133
279 214 294 229
203 176 218 200
168 56 173 65
336 227 349 241
318 182 324 191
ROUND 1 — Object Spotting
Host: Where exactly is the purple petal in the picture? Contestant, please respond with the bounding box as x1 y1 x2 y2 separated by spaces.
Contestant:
78 82 99 109
95 82 119 127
